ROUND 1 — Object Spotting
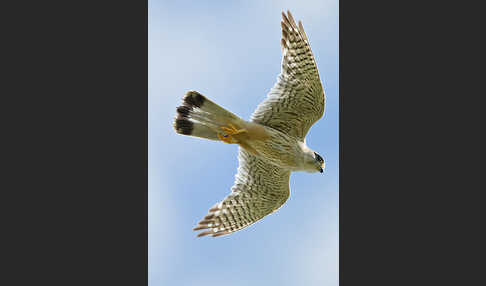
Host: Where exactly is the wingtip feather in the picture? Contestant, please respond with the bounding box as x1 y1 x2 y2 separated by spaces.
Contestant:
193 225 209 231
197 231 213 237
212 231 230 237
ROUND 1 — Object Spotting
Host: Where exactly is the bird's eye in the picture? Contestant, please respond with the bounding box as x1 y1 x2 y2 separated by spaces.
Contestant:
314 152 323 162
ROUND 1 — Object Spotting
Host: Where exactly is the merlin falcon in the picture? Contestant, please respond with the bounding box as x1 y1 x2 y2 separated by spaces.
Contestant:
173 11 326 237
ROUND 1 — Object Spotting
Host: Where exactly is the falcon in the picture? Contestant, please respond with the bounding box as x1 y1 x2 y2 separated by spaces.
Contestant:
173 11 326 237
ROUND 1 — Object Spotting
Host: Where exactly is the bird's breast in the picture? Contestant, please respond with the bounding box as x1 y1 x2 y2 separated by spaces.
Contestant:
242 126 304 170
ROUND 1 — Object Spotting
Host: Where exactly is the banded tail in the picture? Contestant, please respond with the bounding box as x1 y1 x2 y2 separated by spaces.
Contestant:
173 91 245 141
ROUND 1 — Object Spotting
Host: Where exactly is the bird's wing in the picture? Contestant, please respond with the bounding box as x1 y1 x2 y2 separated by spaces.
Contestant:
194 148 291 237
251 10 325 140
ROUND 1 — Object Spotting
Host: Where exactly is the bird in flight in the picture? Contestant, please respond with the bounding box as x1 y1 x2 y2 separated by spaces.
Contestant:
173 11 326 237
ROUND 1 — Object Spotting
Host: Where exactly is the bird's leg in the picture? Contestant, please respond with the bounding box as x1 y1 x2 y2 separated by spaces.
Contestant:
217 123 247 144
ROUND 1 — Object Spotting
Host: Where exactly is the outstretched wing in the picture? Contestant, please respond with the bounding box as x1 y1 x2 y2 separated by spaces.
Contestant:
251 10 325 140
193 148 291 237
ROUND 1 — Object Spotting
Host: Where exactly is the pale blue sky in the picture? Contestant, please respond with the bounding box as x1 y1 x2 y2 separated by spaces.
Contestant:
149 1 338 285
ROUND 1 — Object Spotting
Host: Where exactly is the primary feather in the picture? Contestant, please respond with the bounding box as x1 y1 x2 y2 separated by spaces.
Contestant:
251 11 325 140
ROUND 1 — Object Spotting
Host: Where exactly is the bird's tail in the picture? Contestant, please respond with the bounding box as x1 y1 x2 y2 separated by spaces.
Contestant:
173 91 245 141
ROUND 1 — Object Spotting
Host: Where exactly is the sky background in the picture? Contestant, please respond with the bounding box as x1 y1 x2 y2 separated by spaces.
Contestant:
149 1 338 285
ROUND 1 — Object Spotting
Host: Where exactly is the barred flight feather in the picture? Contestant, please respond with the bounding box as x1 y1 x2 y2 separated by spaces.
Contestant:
251 10 325 140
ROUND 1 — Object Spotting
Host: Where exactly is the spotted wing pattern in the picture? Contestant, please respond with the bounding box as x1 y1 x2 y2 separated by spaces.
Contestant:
193 149 291 237
251 11 325 140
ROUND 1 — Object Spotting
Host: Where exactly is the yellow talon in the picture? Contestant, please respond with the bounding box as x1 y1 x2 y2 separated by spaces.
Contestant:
217 132 236 144
221 124 246 135
218 124 247 144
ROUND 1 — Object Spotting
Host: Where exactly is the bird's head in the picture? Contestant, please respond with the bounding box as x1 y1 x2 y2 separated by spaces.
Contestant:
301 146 325 173
313 152 325 173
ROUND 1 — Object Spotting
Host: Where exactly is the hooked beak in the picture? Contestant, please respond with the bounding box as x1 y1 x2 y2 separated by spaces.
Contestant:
319 168 323 173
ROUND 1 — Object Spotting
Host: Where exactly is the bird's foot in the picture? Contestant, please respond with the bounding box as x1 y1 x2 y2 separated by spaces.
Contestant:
217 124 247 144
